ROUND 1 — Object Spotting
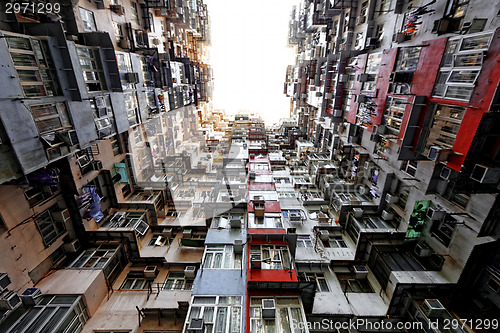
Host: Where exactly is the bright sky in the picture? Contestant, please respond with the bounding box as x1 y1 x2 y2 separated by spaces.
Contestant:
204 0 298 126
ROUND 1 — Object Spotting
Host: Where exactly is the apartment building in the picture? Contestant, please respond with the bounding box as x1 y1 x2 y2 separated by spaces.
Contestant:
0 0 499 332
283 0 500 330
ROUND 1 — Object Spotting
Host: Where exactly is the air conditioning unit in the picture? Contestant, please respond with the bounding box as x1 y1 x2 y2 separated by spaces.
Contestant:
184 266 196 279
470 164 500 184
357 73 369 82
364 161 373 170
60 130 79 146
119 38 131 49
255 205 265 217
385 193 399 204
251 253 262 269
0 291 21 310
320 230 330 241
426 206 445 220
381 210 394 221
161 228 173 238
352 207 363 218
20 288 42 306
63 239 81 253
187 318 204 333
110 4 125 15
92 160 103 171
51 209 70 222
234 239 244 254
440 167 451 180
422 299 446 318
339 74 349 82
0 274 11 293
414 243 432 257
182 229 193 238
144 266 158 278
289 212 301 222
262 299 276 318
353 265 369 279
125 72 139 84
428 146 451 162
333 109 343 117
230 215 241 229
357 94 369 103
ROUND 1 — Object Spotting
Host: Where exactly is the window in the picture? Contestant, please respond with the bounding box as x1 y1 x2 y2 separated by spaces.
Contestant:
433 33 492 101
383 97 406 133
111 135 122 156
6 35 60 97
325 236 347 248
77 47 106 92
336 273 374 293
130 1 139 24
296 236 313 248
124 92 139 126
401 160 418 177
92 95 116 139
249 297 306 333
79 7 97 32
203 245 242 269
487 277 500 293
418 103 466 155
30 102 71 134
120 272 150 290
0 295 88 333
431 215 458 247
300 272 330 292
69 244 124 282
36 208 66 246
164 271 193 291
112 21 123 42
250 245 291 269
187 296 242 333
395 47 421 72
211 213 244 229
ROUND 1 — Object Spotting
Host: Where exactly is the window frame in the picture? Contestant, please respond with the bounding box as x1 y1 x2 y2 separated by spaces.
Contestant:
35 208 66 246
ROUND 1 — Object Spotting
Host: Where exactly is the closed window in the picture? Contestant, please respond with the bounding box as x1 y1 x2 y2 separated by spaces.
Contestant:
79 7 97 32
6 35 59 97
77 47 106 92
164 271 193 290
120 273 149 290
203 245 242 269
35 208 66 246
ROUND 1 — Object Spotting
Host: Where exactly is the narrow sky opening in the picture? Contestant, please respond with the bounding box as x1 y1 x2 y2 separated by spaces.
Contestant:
204 0 298 126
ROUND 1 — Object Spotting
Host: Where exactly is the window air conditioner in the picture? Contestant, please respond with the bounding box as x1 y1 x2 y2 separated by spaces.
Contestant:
357 73 369 82
182 229 193 238
125 72 139 84
440 167 451 180
230 216 242 229
110 4 125 15
414 243 432 257
251 253 262 269
352 207 363 218
262 299 276 318
60 130 79 146
63 239 81 253
161 228 173 239
20 288 42 306
470 164 500 184
426 206 445 220
144 266 158 278
0 274 11 293
234 239 243 254
0 291 21 310
51 209 70 222
422 299 446 318
381 210 394 221
339 74 349 82
428 146 452 162
184 266 196 279
333 109 343 117
187 318 204 333
385 193 398 204
353 265 369 279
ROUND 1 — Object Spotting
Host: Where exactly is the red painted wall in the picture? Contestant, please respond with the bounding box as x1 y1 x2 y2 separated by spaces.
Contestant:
373 48 398 126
